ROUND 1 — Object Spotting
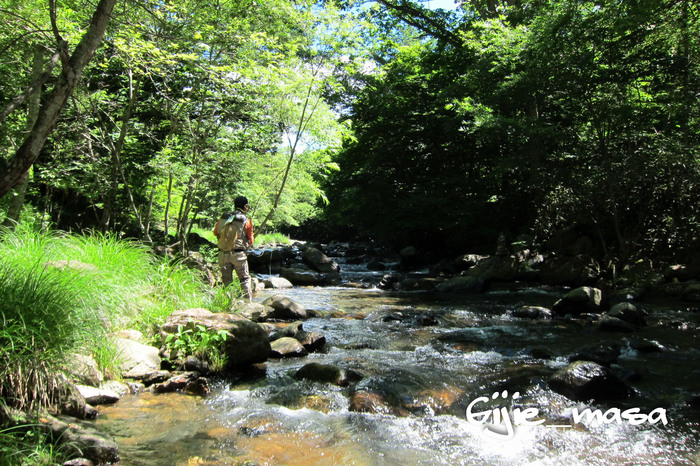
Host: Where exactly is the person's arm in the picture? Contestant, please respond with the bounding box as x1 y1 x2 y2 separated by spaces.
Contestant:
245 218 254 246
213 219 222 237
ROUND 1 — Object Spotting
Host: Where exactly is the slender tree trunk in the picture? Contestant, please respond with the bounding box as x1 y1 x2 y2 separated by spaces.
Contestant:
145 189 154 240
2 44 44 227
164 172 173 238
108 71 151 242
0 0 118 199
258 78 322 232
177 173 199 255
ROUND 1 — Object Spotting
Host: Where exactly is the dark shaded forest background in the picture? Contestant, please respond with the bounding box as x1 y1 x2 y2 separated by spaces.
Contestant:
2 0 699 267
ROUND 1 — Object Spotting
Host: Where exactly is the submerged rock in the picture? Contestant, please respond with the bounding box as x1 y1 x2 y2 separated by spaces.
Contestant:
548 360 632 401
280 267 342 286
597 315 635 333
607 302 646 327
402 385 464 415
294 363 363 387
435 275 486 293
569 342 622 366
349 389 410 417
270 337 308 358
512 305 553 319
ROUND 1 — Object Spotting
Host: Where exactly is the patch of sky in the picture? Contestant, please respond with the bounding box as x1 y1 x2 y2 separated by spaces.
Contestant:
423 0 459 10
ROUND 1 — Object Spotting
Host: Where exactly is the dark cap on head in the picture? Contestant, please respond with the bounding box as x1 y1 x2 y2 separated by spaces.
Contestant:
234 196 249 209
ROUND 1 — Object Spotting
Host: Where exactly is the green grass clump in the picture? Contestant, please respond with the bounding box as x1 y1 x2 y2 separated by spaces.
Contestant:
0 423 70 466
0 222 225 464
254 232 291 246
0 224 210 413
0 262 93 411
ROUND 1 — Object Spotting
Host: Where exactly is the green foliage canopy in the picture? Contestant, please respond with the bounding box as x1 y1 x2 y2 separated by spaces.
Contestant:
323 0 700 262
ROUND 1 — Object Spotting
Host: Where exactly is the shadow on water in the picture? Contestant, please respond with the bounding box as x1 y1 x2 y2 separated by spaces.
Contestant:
96 282 700 465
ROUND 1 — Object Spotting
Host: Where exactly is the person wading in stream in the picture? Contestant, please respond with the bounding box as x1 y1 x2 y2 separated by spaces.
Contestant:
213 196 255 302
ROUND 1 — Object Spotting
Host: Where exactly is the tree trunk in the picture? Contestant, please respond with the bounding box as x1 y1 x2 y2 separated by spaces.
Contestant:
145 189 154 241
2 44 44 227
0 0 117 199
164 172 173 238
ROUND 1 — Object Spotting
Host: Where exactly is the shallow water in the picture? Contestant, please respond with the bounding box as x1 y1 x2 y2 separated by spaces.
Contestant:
96 283 700 465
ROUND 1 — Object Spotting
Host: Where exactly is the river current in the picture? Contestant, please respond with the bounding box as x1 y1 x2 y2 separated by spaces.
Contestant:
95 260 700 465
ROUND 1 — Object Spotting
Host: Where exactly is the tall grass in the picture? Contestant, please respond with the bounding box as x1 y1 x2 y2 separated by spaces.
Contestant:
0 423 69 466
255 232 291 246
0 224 210 413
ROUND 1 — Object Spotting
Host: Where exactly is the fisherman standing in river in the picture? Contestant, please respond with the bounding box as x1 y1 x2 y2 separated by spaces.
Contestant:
213 196 254 302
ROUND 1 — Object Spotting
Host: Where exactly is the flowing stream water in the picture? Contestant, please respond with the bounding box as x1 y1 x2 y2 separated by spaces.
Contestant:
95 258 700 465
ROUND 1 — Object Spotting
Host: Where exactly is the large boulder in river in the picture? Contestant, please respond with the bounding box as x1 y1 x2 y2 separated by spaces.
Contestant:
261 295 308 320
270 337 308 358
536 254 600 286
159 308 270 368
606 302 646 327
236 302 276 322
302 247 340 273
263 276 294 289
552 286 606 316
548 361 632 401
280 267 341 286
465 255 520 281
512 305 553 320
247 247 295 274
435 275 486 293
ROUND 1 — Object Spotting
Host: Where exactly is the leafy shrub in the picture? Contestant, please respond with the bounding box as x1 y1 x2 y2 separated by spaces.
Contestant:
163 324 229 372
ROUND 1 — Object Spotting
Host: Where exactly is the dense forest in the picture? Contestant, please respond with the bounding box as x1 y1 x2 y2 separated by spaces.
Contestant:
2 0 699 265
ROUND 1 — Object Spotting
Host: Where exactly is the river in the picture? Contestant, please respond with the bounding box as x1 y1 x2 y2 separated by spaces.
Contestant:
95 260 700 465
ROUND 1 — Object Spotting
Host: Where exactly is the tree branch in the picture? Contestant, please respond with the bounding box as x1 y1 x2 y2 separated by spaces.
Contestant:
375 0 463 47
0 49 60 124
0 0 118 199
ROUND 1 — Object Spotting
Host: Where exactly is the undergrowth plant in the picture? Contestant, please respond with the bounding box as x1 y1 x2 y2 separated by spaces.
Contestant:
0 224 210 412
0 423 70 466
0 259 98 411
163 324 229 372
